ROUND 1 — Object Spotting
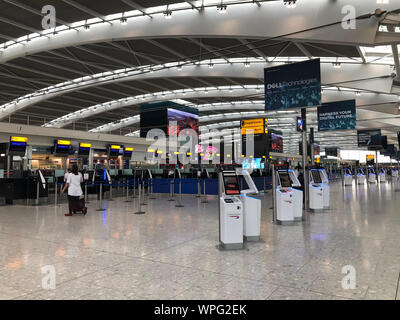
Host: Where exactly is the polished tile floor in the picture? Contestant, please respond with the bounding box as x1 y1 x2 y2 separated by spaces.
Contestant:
0 180 399 300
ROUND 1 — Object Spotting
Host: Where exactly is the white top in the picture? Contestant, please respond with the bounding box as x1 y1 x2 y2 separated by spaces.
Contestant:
67 172 83 197
64 172 70 182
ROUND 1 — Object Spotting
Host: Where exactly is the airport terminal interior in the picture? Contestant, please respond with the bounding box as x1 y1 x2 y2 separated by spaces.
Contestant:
0 0 400 301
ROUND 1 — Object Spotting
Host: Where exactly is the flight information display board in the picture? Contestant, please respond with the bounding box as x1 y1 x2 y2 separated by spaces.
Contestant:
9 136 28 154
78 143 91 156
54 140 71 155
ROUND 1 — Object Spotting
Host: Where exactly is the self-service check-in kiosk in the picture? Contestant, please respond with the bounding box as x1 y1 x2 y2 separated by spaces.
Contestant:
392 168 399 179
287 170 303 221
368 167 376 183
378 168 386 183
319 169 330 209
275 170 296 224
239 169 261 242
356 168 366 185
344 168 353 186
309 169 324 211
219 170 243 250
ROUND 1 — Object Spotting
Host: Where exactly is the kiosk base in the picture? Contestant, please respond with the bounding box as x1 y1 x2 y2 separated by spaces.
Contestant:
310 208 325 213
277 220 295 226
244 235 260 242
217 243 246 251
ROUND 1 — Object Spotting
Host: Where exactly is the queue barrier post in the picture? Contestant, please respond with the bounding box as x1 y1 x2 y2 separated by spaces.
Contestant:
201 179 208 203
175 178 184 208
149 178 156 199
96 183 104 211
141 179 147 206
125 179 132 203
196 178 201 198
168 178 175 201
134 180 145 215
35 179 40 206
54 178 58 206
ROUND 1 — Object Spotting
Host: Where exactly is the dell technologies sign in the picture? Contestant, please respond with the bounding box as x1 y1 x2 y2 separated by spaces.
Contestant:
264 59 321 111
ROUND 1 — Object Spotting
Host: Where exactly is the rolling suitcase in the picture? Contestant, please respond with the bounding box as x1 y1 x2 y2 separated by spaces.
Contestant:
72 197 87 215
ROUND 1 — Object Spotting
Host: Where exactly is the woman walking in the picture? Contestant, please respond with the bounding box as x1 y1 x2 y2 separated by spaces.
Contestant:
61 164 86 216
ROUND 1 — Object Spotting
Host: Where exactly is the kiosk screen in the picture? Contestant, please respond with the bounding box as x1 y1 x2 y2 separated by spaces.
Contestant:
278 171 291 188
223 173 240 195
311 170 322 183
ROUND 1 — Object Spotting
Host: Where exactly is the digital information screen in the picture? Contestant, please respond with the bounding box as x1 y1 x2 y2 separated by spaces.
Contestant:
223 173 241 195
108 145 121 157
78 143 91 156
311 170 322 184
357 129 382 147
242 158 263 170
167 108 199 136
55 140 71 154
124 147 134 158
271 133 283 153
278 171 292 188
9 136 28 153
296 117 303 132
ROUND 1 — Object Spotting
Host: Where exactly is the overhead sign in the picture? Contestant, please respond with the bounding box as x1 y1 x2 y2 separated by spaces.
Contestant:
11 136 28 143
110 145 121 150
264 59 321 111
57 140 71 145
357 129 382 147
79 143 91 148
317 100 356 131
241 118 267 135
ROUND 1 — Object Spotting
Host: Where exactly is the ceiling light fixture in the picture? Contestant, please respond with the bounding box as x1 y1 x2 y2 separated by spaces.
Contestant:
164 6 172 19
217 2 227 14
332 62 341 68
283 0 297 9
120 17 127 25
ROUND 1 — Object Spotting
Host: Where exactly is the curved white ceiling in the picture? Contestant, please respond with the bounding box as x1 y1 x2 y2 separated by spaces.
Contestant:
0 0 396 65
2 60 394 123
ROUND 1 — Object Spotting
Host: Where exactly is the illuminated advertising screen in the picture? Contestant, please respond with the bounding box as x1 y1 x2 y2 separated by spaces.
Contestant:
203 145 218 161
296 117 303 132
167 108 199 136
270 133 283 153
318 100 356 131
357 129 381 147
243 158 263 170
265 59 321 111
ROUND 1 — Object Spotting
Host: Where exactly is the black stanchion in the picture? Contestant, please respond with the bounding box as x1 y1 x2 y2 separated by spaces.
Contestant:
168 178 175 201
201 179 208 203
134 180 145 215
96 183 104 211
175 178 184 208
196 178 201 198
141 180 147 206
125 179 132 203
148 178 156 199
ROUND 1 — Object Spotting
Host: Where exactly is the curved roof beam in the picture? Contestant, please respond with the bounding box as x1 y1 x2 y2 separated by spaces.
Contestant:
92 89 400 133
1 60 395 121
0 0 396 63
